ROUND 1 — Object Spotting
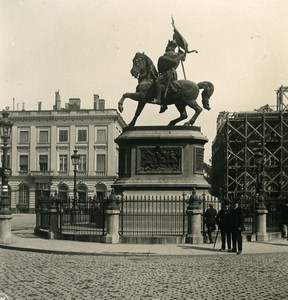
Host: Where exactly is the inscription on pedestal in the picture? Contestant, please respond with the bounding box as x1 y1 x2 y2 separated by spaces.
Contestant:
137 145 182 174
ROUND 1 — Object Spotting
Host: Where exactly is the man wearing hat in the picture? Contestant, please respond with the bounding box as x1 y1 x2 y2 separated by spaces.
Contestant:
216 203 232 251
231 199 245 254
204 204 218 244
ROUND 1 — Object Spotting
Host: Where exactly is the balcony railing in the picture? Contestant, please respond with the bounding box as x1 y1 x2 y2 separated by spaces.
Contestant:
95 171 107 176
29 171 54 176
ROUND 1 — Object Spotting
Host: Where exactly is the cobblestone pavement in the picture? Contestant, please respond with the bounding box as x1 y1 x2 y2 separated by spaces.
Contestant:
1 249 288 300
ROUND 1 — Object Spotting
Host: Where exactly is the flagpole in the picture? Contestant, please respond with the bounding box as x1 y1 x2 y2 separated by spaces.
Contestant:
172 15 187 80
180 59 186 80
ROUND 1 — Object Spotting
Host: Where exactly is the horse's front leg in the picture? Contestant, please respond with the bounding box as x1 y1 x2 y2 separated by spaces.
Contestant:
129 101 146 126
118 92 141 113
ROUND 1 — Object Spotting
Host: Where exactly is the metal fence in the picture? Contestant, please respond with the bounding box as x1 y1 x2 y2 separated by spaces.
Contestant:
120 195 187 236
36 192 283 241
266 198 284 232
37 195 106 237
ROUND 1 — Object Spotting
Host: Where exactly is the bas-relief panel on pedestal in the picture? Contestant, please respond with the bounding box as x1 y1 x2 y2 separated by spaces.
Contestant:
137 145 182 174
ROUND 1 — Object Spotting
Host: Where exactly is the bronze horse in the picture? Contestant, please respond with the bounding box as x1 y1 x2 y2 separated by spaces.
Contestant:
118 52 214 126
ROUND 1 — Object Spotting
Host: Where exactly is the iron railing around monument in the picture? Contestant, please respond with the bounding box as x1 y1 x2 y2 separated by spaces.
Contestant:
266 198 284 232
58 198 106 236
37 195 106 237
120 195 187 236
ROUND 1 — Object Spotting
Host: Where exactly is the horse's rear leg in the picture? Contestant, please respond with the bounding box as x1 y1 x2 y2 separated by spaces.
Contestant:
184 101 203 126
168 105 188 126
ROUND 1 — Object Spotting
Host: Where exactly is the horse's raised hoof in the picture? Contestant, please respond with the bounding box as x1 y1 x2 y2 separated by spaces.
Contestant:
118 103 123 113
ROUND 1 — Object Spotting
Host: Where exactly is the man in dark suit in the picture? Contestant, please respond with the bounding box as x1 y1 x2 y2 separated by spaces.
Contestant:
216 203 232 251
231 199 245 254
204 204 217 244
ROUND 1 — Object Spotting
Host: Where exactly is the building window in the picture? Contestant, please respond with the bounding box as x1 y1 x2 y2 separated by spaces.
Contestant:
78 129 87 142
59 130 68 142
96 129 107 144
19 155 29 171
18 184 29 204
78 154 87 171
58 184 68 201
96 154 106 173
39 155 48 171
39 130 49 143
19 131 29 143
59 154 68 171
78 184 87 203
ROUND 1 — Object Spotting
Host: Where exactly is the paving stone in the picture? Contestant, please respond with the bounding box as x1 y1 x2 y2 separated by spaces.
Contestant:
0 250 288 299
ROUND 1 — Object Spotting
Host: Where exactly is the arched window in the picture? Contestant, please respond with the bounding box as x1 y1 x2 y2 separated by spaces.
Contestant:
78 184 87 203
95 183 107 201
58 184 69 201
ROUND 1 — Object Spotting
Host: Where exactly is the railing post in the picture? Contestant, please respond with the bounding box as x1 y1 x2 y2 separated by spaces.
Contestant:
104 190 120 244
48 194 59 239
186 188 203 244
255 195 268 241
0 214 12 244
34 203 41 234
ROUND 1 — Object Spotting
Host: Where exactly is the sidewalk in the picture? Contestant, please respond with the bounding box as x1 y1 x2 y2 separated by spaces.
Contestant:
1 228 288 256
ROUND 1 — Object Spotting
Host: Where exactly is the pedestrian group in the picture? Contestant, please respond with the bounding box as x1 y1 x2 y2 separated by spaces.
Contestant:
204 200 245 255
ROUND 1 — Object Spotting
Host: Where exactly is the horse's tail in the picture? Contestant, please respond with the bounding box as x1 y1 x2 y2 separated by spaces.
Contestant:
197 81 214 111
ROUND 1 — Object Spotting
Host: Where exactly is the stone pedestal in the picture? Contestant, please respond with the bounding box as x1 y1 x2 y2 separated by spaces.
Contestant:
186 208 203 244
113 126 210 197
255 208 268 241
112 126 209 243
105 209 120 244
0 214 12 244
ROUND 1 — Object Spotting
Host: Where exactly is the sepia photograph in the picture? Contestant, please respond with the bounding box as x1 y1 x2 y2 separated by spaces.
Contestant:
1 0 288 299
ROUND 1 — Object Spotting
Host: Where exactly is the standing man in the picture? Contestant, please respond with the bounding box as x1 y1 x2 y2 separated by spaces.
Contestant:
231 199 245 254
204 204 217 244
281 199 288 239
216 203 232 251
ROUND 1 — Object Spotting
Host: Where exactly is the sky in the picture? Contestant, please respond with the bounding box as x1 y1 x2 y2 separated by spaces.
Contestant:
1 0 288 162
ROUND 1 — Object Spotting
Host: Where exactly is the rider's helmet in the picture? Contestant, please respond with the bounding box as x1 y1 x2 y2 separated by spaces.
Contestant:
165 40 178 52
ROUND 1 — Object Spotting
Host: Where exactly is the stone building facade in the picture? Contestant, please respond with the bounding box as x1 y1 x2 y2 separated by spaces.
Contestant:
0 92 126 213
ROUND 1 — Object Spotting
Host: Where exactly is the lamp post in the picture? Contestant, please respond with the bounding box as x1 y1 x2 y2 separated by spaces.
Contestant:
71 149 80 213
253 146 268 241
0 110 13 214
254 146 266 210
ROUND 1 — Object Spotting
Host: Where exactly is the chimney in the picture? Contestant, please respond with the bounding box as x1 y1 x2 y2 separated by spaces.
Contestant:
99 99 105 110
38 102 42 111
22 102 25 111
13 98 15 111
54 90 61 110
94 94 99 110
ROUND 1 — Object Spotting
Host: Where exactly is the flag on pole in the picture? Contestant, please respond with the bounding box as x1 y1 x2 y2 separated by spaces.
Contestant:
172 15 198 54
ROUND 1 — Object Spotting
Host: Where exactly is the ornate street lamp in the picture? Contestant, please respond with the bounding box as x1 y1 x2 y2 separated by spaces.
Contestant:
71 148 80 213
0 110 13 214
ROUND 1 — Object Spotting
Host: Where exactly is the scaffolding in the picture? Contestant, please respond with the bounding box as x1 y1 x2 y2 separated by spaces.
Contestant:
212 86 288 206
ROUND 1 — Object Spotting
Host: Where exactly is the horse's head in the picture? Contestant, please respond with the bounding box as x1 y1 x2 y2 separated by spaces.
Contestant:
130 52 147 79
130 52 158 80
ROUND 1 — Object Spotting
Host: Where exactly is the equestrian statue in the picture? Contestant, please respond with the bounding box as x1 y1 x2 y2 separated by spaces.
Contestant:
118 17 214 127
